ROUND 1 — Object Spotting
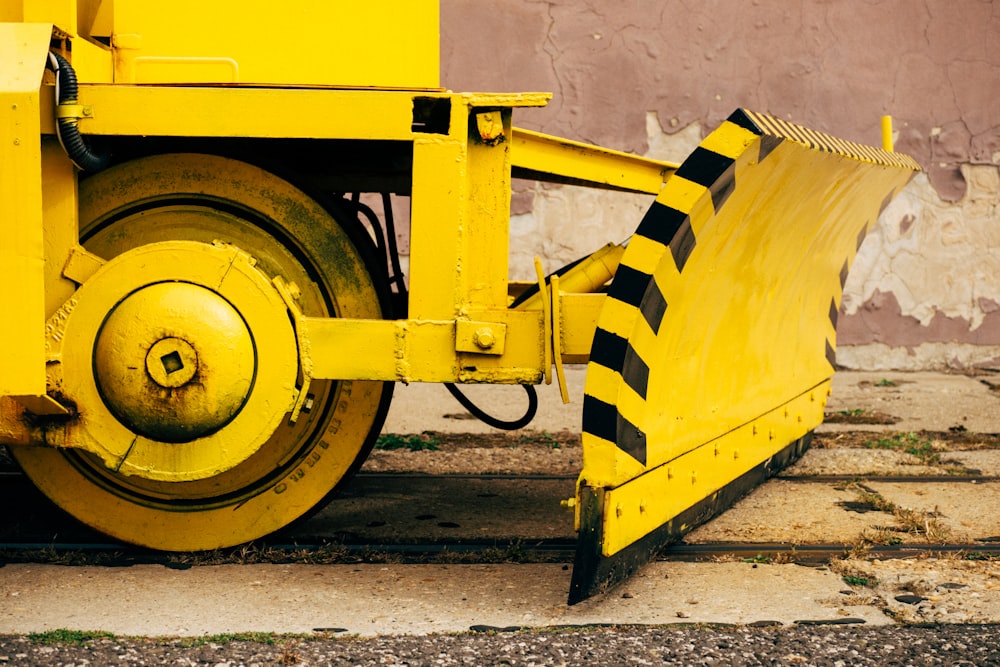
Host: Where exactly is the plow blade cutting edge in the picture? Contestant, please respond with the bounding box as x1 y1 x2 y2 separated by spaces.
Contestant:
569 109 920 604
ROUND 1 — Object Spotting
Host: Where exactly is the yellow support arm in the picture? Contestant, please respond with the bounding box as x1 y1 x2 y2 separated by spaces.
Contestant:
512 128 676 194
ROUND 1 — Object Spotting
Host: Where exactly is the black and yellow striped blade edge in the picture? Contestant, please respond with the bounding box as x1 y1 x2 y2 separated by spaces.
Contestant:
570 108 918 604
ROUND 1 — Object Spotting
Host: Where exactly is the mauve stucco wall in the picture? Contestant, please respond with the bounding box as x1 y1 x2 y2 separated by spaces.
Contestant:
439 0 1000 370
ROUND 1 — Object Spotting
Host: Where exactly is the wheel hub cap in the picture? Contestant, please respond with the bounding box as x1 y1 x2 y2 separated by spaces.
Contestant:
94 282 256 443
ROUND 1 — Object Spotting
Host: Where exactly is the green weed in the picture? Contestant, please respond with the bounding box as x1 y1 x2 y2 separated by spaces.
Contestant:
842 575 871 587
865 432 940 464
741 553 771 564
28 629 115 645
374 433 440 451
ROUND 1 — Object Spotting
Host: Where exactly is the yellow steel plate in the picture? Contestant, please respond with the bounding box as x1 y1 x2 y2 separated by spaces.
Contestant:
0 23 50 396
571 109 919 602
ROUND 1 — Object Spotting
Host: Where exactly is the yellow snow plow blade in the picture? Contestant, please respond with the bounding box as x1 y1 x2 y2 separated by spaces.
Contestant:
570 109 919 603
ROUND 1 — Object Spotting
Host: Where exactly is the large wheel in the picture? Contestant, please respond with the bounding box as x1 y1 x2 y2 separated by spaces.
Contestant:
12 153 392 550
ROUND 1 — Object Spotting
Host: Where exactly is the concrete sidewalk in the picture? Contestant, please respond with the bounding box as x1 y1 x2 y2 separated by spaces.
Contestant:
381 367 1000 436
1 371 998 637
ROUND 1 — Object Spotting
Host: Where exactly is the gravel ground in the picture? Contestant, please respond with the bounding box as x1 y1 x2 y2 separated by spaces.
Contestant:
3 624 999 666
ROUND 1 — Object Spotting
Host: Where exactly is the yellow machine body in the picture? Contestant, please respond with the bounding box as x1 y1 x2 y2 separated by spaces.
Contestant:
0 0 439 87
0 0 919 601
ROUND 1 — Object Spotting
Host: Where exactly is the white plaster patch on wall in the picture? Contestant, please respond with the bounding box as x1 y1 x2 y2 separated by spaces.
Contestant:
509 186 651 281
842 164 1000 330
508 113 702 282
835 342 1000 372
645 111 703 162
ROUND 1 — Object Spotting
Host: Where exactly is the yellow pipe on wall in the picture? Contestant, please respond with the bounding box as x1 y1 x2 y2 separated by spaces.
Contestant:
881 115 894 152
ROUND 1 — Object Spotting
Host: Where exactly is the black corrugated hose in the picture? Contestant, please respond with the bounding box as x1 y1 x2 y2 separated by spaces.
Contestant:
46 52 109 172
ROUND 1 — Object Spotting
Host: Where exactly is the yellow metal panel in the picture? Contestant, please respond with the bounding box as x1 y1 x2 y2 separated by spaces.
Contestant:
21 1 75 33
75 0 108 40
0 23 50 396
557 293 604 362
465 109 514 312
571 110 919 603
599 384 827 555
582 111 919 489
409 98 531 321
512 128 676 194
409 134 468 318
458 309 545 384
302 318 423 382
47 85 421 139
41 139 82 314
67 36 113 83
105 0 439 88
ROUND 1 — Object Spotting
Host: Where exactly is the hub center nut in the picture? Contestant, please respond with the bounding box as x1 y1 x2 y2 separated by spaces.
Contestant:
93 282 257 443
146 337 198 388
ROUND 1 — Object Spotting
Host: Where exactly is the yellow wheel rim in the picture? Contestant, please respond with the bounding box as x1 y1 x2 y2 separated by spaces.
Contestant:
13 154 392 550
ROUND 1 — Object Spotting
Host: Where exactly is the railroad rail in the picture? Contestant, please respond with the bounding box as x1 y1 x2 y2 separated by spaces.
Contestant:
1 538 997 566
2 470 996 567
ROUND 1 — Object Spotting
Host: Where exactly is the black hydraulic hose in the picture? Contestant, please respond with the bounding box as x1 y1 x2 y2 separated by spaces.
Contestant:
381 192 408 297
46 52 109 172
444 382 538 431
346 194 390 273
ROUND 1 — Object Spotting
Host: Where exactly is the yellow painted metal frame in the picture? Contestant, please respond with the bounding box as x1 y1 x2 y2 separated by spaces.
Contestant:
0 23 49 397
2 36 630 402
2 2 670 398
2 28 917 418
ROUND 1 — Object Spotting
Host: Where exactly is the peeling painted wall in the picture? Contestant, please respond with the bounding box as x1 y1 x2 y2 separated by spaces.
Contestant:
439 0 1000 370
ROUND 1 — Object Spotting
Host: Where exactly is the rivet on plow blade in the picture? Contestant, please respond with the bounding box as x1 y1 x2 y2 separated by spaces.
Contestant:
569 108 920 605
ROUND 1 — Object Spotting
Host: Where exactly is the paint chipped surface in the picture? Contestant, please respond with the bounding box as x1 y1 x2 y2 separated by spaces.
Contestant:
439 1 1000 368
839 165 1000 367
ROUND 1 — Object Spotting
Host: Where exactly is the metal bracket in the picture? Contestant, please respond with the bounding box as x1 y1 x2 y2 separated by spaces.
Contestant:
455 319 507 355
55 103 94 120
550 274 570 404
533 258 552 385
13 394 71 416
531 257 570 402
62 245 106 285
475 110 505 146
272 275 313 425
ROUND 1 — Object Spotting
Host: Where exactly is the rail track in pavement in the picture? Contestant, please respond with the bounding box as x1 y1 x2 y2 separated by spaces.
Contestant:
2 469 997 566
